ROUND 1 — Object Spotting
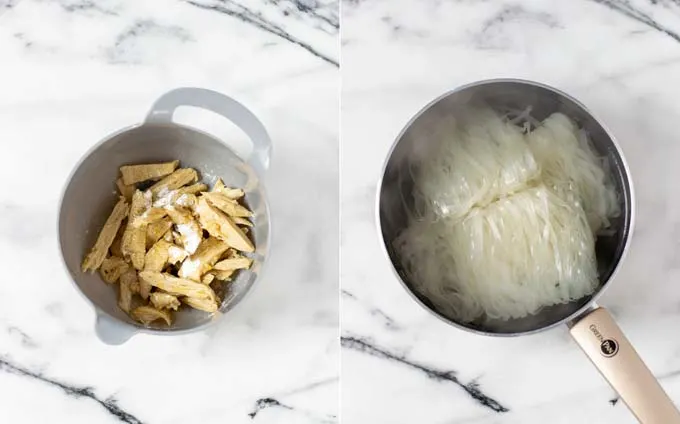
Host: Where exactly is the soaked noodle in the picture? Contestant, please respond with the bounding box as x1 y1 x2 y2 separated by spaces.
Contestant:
395 107 619 322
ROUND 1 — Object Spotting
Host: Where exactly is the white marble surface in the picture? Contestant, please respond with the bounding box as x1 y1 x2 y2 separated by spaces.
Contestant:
341 0 680 423
0 0 338 423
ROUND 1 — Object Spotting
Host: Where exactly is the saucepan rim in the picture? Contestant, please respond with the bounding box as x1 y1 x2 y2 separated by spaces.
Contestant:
375 77 636 337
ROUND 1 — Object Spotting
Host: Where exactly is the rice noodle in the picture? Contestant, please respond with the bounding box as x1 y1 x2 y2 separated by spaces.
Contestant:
526 113 620 233
395 107 619 322
412 107 540 221
396 186 598 321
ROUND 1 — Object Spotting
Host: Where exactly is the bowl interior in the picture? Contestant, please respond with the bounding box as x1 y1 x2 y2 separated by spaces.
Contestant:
379 80 633 335
59 123 270 332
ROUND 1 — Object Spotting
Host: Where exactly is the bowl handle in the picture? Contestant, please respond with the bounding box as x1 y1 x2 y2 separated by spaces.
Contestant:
145 87 272 174
95 312 136 345
569 307 680 423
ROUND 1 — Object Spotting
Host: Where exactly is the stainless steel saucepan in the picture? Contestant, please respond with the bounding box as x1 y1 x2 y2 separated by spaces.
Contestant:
377 79 680 423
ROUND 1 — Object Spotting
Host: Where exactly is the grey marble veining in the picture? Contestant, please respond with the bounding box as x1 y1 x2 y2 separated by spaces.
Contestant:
0 0 338 423
341 0 680 422
184 0 338 65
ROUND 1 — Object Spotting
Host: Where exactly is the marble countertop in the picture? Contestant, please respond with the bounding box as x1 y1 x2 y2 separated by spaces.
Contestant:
0 1 338 423
341 0 680 423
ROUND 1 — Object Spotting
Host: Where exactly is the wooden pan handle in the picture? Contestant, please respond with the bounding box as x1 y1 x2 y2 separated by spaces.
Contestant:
570 307 680 423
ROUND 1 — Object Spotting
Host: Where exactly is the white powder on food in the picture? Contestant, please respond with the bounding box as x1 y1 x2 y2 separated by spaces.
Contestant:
176 193 192 207
168 245 187 264
143 190 153 207
176 223 201 254
154 188 177 207
179 257 201 279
